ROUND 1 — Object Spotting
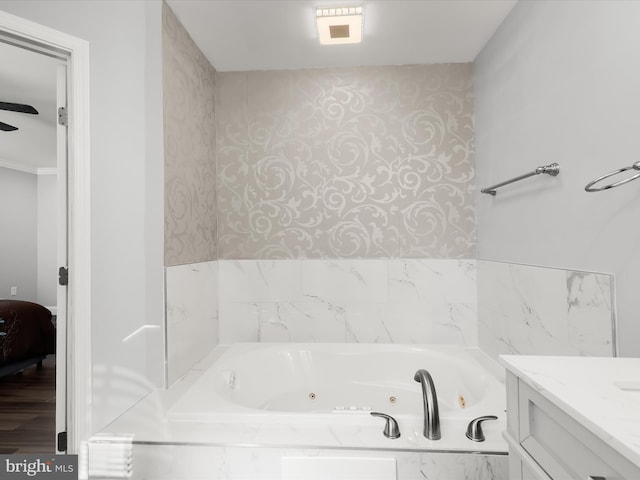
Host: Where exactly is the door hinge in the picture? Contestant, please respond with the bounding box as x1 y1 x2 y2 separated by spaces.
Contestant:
57 431 68 452
58 267 69 286
58 106 68 126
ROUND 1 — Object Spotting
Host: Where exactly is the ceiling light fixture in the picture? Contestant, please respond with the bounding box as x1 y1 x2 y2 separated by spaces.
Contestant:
316 6 363 45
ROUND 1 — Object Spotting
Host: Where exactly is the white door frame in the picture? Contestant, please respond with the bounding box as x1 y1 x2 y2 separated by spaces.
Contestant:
56 63 68 454
0 10 91 455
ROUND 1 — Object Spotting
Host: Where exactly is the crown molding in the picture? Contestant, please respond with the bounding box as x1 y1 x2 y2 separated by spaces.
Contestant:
0 159 57 175
0 159 37 174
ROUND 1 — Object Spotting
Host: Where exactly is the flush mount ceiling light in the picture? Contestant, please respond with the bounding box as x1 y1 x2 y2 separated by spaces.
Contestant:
316 6 363 45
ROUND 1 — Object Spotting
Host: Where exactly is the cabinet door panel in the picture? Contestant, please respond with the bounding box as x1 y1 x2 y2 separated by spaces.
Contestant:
505 433 552 480
518 381 637 480
522 461 549 480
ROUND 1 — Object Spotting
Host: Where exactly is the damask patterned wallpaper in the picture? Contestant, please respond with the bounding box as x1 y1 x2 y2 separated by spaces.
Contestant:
163 4 218 266
216 64 475 259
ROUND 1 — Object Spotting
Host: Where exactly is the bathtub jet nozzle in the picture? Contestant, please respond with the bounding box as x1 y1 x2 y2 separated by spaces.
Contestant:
414 369 441 440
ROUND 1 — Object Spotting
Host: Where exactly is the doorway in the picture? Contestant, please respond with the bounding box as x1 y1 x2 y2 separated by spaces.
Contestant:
0 10 91 456
0 39 63 454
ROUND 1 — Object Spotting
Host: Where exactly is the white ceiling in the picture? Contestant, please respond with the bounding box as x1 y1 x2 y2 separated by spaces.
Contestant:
166 0 518 71
0 41 60 172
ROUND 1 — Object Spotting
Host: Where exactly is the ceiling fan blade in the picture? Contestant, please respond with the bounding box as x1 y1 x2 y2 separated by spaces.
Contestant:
0 102 38 115
0 121 18 132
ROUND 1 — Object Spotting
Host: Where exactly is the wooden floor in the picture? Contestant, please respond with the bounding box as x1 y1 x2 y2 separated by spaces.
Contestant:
0 355 56 454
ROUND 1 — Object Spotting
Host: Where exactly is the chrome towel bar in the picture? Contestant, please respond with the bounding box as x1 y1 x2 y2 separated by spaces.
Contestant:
585 161 640 192
481 163 560 196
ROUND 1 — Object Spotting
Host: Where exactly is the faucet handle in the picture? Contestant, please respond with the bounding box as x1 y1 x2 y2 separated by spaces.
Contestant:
370 412 401 439
465 415 498 442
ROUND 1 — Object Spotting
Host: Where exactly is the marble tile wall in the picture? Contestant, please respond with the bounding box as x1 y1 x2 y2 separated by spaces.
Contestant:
166 258 615 385
165 261 219 385
477 260 615 361
132 444 508 480
218 258 477 346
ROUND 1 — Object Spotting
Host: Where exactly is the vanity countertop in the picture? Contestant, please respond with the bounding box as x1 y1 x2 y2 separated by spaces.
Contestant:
500 355 640 469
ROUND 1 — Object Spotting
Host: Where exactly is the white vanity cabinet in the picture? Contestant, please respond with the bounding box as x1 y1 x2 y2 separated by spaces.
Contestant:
501 356 640 480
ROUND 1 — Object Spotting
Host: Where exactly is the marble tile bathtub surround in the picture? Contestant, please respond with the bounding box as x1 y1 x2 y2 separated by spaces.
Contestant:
171 259 613 373
477 260 615 360
166 261 219 386
218 258 477 345
132 444 508 480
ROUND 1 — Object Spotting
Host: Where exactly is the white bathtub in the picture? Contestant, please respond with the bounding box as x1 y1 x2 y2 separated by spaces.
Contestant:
168 343 507 453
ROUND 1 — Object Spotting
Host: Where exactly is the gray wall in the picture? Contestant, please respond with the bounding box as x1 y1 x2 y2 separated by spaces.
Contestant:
0 168 58 308
0 166 37 301
0 0 166 432
37 172 57 307
474 1 640 357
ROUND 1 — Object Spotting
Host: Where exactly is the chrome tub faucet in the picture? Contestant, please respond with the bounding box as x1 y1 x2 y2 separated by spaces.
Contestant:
414 369 441 440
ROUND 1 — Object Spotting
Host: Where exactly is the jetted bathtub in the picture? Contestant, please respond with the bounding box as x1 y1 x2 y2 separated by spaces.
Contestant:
168 343 507 454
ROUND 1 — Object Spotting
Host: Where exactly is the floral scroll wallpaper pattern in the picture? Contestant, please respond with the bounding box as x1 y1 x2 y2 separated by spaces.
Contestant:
216 64 475 259
163 4 218 266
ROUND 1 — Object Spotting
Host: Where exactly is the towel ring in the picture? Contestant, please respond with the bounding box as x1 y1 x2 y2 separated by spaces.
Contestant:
584 161 640 192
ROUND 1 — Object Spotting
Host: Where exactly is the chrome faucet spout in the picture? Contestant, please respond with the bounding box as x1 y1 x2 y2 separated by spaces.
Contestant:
414 369 441 440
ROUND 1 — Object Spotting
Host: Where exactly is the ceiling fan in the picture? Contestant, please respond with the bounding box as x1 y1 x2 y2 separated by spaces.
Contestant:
0 101 39 132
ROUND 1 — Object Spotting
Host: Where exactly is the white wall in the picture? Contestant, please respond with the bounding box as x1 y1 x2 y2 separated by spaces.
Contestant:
474 1 640 357
0 166 37 300
0 0 166 431
37 172 57 307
